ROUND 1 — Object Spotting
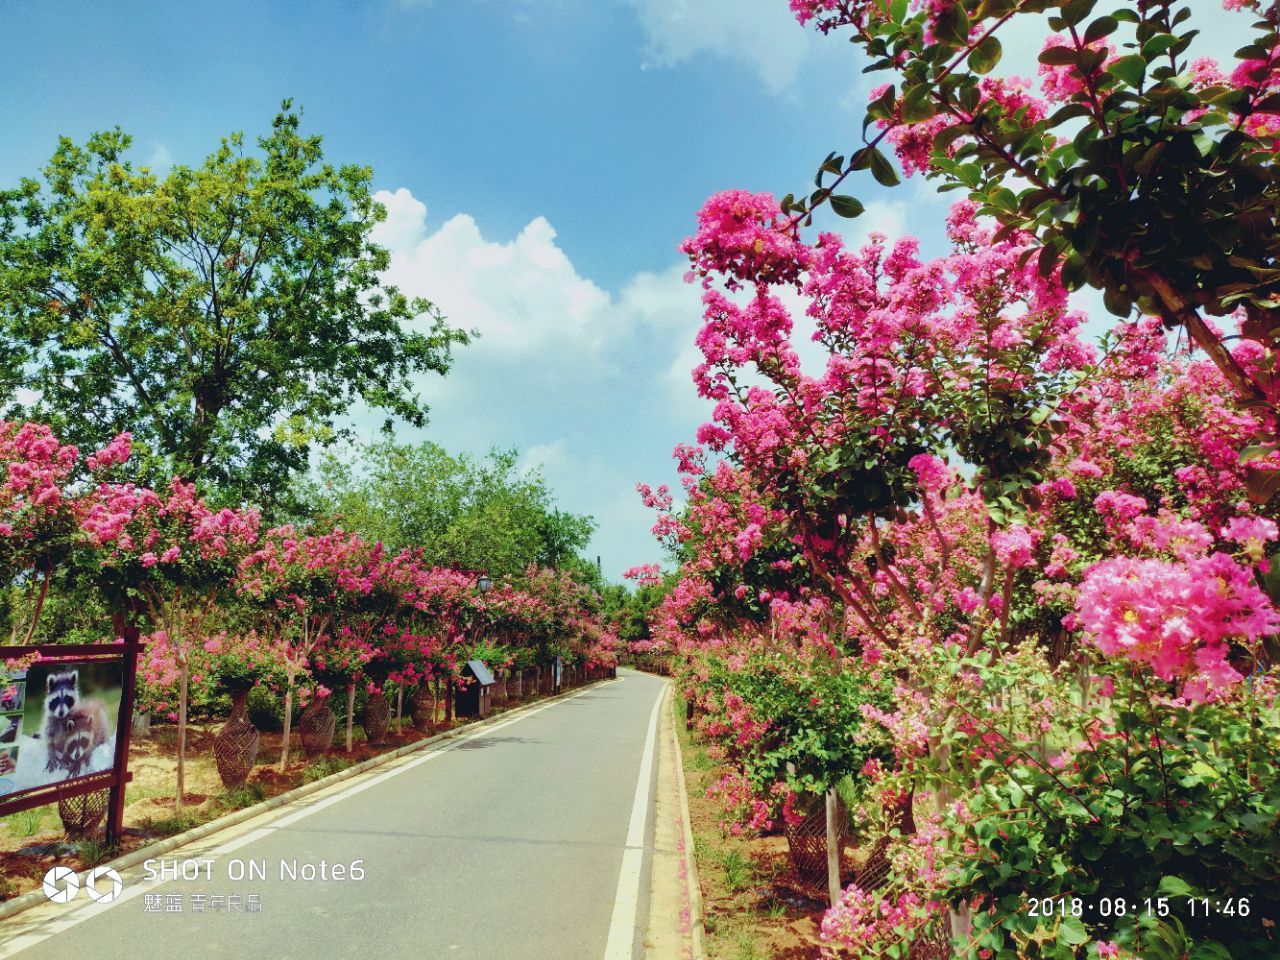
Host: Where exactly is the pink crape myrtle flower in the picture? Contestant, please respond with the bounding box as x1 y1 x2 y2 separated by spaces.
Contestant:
680 190 810 291
1075 552 1280 697
86 432 132 471
908 453 951 493
623 563 664 587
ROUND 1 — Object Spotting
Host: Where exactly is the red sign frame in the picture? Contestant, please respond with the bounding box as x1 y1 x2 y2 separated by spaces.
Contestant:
0 630 140 844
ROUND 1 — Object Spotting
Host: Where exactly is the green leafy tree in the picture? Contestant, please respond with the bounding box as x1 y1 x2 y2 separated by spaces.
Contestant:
300 440 596 577
0 102 469 503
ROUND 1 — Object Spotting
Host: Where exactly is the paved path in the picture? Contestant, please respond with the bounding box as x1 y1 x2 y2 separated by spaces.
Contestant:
0 670 668 960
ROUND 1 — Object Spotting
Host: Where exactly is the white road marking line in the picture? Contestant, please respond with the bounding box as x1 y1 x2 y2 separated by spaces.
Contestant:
602 683 665 960
0 684 602 959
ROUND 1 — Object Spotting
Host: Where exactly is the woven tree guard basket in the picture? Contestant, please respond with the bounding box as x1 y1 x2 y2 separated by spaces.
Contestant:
59 788 109 840
362 694 391 744
784 799 847 887
214 694 260 789
299 699 336 757
909 931 955 960
410 686 435 730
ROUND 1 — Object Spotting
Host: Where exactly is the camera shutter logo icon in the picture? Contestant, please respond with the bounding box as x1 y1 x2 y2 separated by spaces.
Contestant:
86 866 123 903
42 867 79 904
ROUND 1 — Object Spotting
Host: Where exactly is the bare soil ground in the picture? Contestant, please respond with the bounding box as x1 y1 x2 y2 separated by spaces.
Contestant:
677 699 862 960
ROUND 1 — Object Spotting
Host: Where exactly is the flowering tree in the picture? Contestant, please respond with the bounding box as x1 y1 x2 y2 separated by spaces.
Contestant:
309 539 405 751
678 198 1101 656
236 527 362 770
644 170 1280 951
780 0 1280 430
0 423 126 642
86 472 259 810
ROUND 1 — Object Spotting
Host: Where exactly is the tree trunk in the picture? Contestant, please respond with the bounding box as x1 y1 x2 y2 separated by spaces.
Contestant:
825 788 841 908
396 687 404 734
345 682 356 753
22 566 51 644
279 687 294 772
1141 269 1271 412
445 678 454 722
176 661 189 815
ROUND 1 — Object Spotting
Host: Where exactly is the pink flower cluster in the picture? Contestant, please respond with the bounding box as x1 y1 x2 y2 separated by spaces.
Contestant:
86 432 132 471
623 563 663 587
680 190 810 291
819 883 939 958
1075 552 1280 697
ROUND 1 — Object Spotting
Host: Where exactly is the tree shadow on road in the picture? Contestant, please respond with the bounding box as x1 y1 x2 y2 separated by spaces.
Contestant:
452 734 543 751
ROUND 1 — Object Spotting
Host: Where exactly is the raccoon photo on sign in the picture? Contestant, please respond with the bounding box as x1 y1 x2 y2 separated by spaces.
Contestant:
2 662 122 797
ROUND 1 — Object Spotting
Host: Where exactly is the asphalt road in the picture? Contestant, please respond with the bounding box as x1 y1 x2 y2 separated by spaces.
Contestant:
0 669 668 960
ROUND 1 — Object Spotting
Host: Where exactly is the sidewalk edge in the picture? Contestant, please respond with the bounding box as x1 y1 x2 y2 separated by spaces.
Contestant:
669 691 708 960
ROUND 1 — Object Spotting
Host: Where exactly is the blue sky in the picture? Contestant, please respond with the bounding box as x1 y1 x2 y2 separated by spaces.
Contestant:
0 0 1248 578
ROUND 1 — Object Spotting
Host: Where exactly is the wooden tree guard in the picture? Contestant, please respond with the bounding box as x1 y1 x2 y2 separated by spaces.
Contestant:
59 788 110 841
214 693 260 789
825 789 841 907
361 694 390 744
344 682 357 753
299 699 336 757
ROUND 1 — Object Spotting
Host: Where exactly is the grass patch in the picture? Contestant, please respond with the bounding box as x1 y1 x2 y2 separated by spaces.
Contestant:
719 848 754 893
140 813 198 837
6 808 46 838
689 746 715 771
124 781 166 806
732 931 766 960
300 756 351 784
219 782 268 810
73 839 118 867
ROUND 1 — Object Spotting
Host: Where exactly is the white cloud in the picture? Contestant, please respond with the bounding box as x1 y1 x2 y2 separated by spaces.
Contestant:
359 187 707 573
626 0 815 92
372 188 615 362
145 142 173 174
835 197 911 251
519 439 570 476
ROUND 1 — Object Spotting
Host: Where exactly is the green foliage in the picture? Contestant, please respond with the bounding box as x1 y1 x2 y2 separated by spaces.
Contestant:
0 570 108 644
918 649 1280 960
300 756 351 783
718 848 755 893
141 813 198 837
5 808 47 838
711 655 893 805
246 684 286 732
220 782 268 810
72 839 118 867
0 103 470 505
296 440 595 578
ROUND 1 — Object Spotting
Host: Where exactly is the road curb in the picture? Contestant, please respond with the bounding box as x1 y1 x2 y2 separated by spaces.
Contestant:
0 678 613 923
669 690 708 960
